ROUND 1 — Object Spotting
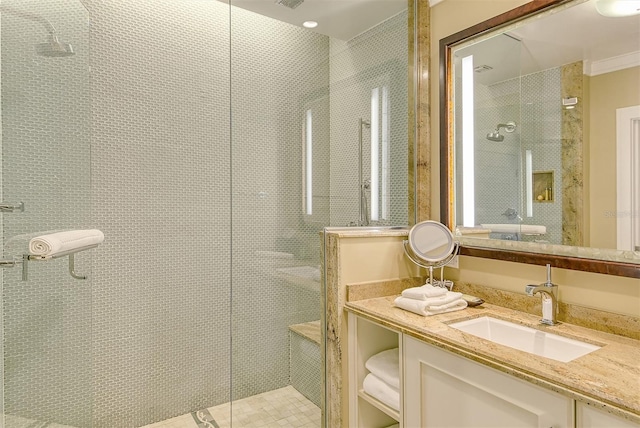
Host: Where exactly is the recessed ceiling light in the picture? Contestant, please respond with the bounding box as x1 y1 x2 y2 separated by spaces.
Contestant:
303 21 318 28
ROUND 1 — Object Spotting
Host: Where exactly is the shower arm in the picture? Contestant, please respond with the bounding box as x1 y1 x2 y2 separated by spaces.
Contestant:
0 4 58 35
495 122 517 133
358 119 371 226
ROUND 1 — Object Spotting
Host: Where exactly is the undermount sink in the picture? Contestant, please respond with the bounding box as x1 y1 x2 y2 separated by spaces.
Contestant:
449 316 601 363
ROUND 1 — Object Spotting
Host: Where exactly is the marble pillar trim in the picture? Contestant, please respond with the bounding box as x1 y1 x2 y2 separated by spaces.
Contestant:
322 231 343 428
415 0 432 222
561 61 584 246
455 282 640 340
347 277 423 302
408 0 416 223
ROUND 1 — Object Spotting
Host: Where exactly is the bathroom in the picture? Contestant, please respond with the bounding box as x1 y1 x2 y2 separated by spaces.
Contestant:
1 0 639 428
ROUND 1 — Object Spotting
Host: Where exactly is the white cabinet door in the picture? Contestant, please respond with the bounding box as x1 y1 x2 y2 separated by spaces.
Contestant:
576 402 640 428
404 336 574 428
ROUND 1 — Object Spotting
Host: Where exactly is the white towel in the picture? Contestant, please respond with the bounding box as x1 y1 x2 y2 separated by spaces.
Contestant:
401 284 447 300
362 373 400 411
29 229 104 256
394 294 468 316
480 224 546 235
365 348 399 390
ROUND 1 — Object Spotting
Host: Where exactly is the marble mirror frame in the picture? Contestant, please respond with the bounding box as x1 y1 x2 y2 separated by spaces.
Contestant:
438 0 640 279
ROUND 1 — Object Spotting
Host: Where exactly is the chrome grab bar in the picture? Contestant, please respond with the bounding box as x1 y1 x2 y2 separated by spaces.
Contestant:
0 202 24 213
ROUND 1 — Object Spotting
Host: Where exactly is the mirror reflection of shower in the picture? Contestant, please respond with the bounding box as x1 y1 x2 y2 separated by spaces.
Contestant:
486 121 517 142
359 118 371 226
1 4 75 57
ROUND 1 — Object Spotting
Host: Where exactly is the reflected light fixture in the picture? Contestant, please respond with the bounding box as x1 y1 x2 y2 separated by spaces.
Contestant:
303 21 318 28
595 0 640 17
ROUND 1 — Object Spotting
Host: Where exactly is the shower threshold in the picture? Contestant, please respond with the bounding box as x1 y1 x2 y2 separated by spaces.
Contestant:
142 385 320 428
3 386 319 428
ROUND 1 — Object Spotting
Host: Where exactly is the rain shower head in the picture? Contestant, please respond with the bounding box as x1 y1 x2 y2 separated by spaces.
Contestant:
36 34 75 57
486 121 517 142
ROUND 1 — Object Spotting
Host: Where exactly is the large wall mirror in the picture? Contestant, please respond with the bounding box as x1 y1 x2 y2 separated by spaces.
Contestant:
440 0 640 278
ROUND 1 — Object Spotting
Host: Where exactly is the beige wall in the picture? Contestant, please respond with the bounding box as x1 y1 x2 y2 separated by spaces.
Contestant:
588 66 640 249
426 0 640 317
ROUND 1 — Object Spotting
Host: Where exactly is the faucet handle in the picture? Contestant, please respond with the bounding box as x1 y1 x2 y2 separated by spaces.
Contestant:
544 263 554 286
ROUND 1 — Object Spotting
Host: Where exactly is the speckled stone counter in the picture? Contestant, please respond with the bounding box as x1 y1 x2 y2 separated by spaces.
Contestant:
346 296 640 423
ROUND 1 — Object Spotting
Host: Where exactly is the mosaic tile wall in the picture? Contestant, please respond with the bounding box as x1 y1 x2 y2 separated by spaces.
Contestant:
520 67 562 244
289 331 321 407
329 11 409 228
456 66 562 244
1 0 93 425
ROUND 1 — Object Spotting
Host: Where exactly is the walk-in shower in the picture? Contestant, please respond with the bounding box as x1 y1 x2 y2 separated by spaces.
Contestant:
0 0 409 426
486 121 517 141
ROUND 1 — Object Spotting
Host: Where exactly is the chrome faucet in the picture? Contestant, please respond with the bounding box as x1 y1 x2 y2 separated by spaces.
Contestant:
525 264 559 325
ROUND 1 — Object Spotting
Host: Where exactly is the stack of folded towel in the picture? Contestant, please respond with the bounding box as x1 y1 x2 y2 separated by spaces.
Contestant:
362 348 400 411
394 283 467 316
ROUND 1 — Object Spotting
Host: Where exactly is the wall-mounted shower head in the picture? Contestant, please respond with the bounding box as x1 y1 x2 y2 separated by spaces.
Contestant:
486 131 505 142
486 121 517 142
36 34 75 57
1 4 75 57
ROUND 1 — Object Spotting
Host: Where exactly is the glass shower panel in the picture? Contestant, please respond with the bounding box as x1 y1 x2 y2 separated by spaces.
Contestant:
1 0 91 426
454 34 524 236
229 5 327 425
229 2 407 426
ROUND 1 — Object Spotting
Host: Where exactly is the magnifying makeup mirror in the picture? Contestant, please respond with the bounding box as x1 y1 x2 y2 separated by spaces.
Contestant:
404 220 459 287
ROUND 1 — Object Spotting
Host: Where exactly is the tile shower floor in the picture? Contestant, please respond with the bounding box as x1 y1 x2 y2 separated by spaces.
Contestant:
142 386 321 428
3 386 319 428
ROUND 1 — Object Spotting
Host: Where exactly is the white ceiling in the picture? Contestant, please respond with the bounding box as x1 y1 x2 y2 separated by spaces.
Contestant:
225 0 407 40
455 0 640 85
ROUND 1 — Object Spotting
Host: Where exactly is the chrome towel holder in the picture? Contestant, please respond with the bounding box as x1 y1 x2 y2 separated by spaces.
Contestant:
0 244 98 281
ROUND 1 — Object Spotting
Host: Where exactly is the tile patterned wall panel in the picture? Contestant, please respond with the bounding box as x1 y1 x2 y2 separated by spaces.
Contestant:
455 67 562 244
229 6 327 402
86 1 232 426
1 0 92 425
290 331 321 407
329 12 408 228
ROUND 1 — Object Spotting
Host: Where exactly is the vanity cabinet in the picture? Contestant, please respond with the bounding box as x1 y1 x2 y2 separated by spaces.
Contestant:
347 312 402 428
403 335 574 427
576 402 639 428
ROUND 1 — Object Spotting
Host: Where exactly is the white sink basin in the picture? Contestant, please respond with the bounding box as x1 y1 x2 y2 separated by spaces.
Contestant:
449 316 601 363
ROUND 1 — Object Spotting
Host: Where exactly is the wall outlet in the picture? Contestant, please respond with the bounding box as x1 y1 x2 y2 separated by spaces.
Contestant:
448 255 459 269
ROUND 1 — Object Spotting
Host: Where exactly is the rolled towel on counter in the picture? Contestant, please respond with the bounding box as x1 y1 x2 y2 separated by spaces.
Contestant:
362 373 400 411
29 229 104 256
365 348 399 390
394 294 468 316
401 283 447 300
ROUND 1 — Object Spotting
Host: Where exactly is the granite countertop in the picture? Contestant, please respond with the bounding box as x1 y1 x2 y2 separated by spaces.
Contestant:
345 296 640 423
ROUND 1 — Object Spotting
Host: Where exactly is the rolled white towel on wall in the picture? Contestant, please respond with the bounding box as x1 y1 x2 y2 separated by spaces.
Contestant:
29 229 104 256
480 224 546 235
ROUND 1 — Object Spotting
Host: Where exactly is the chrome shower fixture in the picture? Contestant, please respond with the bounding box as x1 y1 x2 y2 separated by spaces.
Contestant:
36 33 75 57
486 121 517 142
0 4 75 57
275 0 305 9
